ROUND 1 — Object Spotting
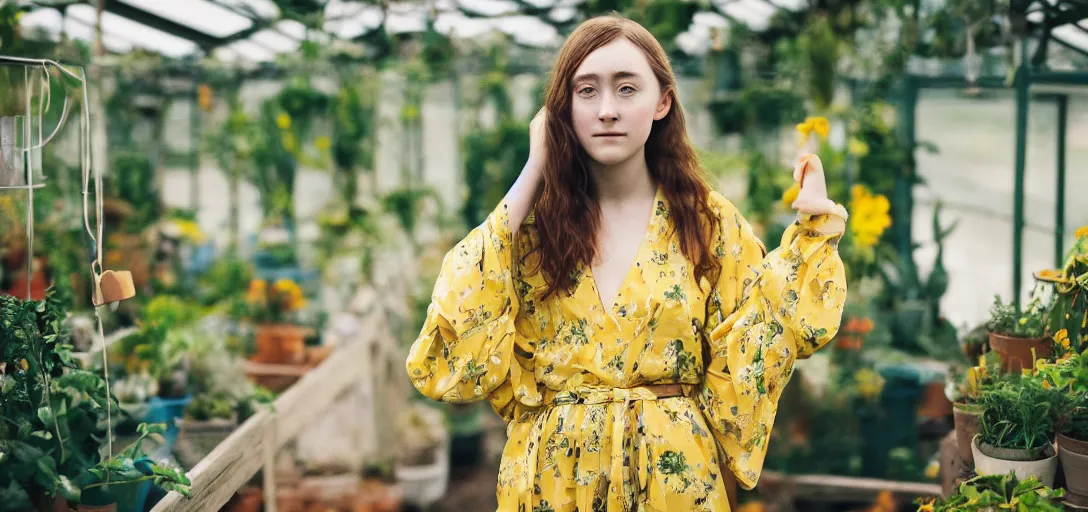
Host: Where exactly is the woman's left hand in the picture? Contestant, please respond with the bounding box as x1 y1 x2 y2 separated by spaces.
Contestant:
790 153 847 219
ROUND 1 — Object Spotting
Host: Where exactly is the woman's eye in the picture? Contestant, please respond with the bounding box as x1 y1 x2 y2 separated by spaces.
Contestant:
619 86 636 94
578 86 595 95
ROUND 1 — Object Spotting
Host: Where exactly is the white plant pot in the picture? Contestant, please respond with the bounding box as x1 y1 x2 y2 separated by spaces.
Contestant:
395 444 450 507
972 435 1058 487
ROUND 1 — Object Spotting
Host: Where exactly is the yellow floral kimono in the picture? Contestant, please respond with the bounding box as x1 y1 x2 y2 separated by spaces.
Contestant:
406 185 847 511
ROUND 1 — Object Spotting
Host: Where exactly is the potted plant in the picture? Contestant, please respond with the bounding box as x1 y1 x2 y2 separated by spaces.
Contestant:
0 289 190 512
986 295 1052 373
915 473 1064 511
174 393 239 469
947 354 1001 466
244 278 309 365
1035 347 1088 504
972 377 1059 487
393 402 448 508
1035 226 1088 353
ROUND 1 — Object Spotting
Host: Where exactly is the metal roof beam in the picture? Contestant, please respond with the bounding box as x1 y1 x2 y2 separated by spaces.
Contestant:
102 0 226 49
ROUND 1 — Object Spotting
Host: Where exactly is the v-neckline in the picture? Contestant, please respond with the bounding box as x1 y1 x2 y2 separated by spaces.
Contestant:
587 184 662 315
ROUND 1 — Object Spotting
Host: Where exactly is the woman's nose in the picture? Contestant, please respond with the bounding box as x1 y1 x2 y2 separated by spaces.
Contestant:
598 94 618 122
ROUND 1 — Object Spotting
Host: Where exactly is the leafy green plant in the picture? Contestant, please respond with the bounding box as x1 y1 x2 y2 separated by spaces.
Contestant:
0 289 189 509
976 377 1057 453
75 423 191 505
915 473 1064 511
987 295 1046 338
185 393 235 422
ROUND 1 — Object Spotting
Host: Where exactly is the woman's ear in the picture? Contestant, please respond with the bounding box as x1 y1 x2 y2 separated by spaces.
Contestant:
654 89 673 121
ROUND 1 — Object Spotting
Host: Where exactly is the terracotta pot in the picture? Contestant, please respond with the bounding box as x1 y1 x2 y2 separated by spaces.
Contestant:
76 504 116 512
972 435 1058 487
6 258 48 300
255 324 308 364
276 488 308 512
988 333 1052 373
354 480 402 512
228 486 262 512
1059 433 1088 503
953 404 982 464
918 381 954 419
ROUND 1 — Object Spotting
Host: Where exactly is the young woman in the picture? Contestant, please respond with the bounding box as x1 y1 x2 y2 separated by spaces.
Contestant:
406 15 848 512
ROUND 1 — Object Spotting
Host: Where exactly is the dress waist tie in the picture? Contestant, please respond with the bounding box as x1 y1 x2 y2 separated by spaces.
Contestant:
547 383 688 511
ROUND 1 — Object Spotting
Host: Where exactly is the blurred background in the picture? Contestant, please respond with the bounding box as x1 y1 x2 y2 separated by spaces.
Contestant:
1 0 1086 511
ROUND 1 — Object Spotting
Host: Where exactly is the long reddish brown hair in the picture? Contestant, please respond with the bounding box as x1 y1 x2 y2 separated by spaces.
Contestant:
530 15 721 301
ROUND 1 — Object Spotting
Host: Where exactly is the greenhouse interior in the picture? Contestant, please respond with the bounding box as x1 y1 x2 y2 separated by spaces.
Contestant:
1 0 1088 511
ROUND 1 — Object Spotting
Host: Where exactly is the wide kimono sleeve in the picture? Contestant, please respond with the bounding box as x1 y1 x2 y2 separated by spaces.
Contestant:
405 201 535 414
696 198 847 490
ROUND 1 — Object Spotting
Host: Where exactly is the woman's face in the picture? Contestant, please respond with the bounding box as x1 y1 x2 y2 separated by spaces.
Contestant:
570 37 672 168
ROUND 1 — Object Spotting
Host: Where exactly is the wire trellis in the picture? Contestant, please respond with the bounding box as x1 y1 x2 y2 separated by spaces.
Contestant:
0 54 115 459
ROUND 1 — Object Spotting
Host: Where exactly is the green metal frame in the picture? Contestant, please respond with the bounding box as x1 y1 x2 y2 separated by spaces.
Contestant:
900 58 1083 312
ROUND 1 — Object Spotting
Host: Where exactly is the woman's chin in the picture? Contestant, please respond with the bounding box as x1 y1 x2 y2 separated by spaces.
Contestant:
585 148 637 167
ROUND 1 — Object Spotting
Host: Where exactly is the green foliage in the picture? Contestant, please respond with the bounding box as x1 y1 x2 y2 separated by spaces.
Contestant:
106 151 161 233
987 295 1046 338
917 473 1064 511
977 377 1057 453
460 119 531 230
382 187 440 242
0 290 189 508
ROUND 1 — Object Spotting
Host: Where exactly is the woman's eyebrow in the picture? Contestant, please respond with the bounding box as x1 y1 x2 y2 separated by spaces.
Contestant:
573 71 641 83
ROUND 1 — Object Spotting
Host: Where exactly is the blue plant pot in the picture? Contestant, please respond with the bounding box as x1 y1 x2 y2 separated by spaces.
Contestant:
145 394 192 448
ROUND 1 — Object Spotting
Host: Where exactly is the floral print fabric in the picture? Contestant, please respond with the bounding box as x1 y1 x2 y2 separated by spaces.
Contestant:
406 186 847 511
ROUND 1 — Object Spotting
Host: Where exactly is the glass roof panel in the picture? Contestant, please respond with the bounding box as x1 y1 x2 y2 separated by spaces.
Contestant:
218 40 277 62
68 4 200 58
717 0 775 31
457 0 522 17
498 15 560 46
550 6 577 22
17 9 62 42
216 0 281 20
20 8 133 53
1052 20 1088 53
275 20 308 40
119 0 254 38
386 7 427 34
324 1 382 39
435 12 497 38
248 29 300 53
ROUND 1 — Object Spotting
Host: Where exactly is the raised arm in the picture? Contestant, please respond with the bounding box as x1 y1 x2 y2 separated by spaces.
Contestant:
405 110 547 410
696 189 847 489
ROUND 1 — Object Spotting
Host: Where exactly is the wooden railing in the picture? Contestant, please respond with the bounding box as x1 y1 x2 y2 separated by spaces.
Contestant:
152 302 391 512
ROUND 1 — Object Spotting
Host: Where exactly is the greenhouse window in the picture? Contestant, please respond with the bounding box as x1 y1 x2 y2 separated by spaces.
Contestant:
118 0 255 38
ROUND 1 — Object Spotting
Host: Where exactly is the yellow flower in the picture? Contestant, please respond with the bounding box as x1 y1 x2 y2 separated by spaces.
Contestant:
924 460 939 479
276 113 292 130
1055 329 1071 349
849 185 892 249
281 132 297 153
314 135 331 151
247 279 267 304
796 116 831 140
19 359 29 371
856 368 885 400
737 503 767 512
173 219 205 244
1076 225 1088 238
916 498 935 512
781 183 800 207
848 137 870 157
